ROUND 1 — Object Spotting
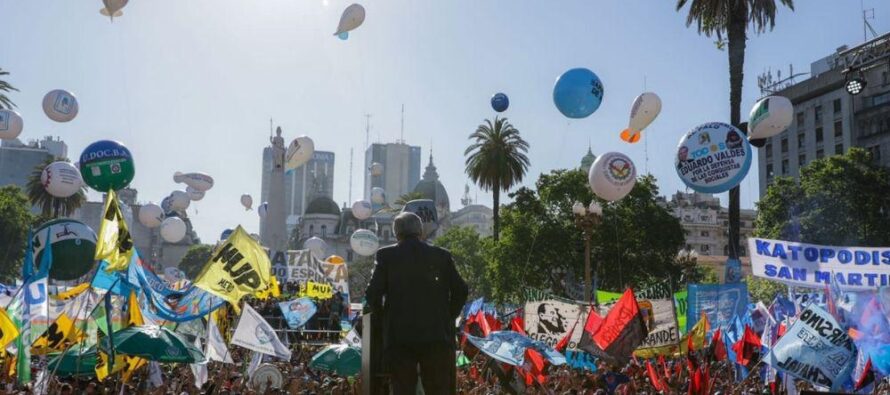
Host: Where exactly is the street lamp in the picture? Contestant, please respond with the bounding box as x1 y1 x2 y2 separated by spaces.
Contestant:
573 200 603 304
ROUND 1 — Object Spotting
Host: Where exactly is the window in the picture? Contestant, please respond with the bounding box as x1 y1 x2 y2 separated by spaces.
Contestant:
835 143 844 155
700 231 710 237
766 164 774 177
796 112 805 128
799 154 806 166
834 120 843 138
781 138 788 153
321 225 327 237
815 105 823 124
873 92 890 107
817 149 824 159
816 127 824 143
309 224 314 236
883 71 889 86
797 133 805 149
782 159 789 174
765 143 773 158
868 145 882 163
833 98 842 114
699 215 710 222
700 244 710 253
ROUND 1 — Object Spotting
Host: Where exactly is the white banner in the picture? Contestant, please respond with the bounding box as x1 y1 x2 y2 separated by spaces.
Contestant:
635 298 680 350
270 250 350 296
749 237 890 290
524 300 586 350
231 304 292 360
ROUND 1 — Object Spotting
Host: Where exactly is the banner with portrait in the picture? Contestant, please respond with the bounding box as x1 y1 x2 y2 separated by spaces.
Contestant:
524 300 586 350
686 283 748 333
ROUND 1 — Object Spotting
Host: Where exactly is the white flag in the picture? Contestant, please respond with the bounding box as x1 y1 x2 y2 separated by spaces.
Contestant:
342 328 361 348
190 338 208 389
231 303 292 360
247 351 263 379
206 315 234 364
148 362 164 388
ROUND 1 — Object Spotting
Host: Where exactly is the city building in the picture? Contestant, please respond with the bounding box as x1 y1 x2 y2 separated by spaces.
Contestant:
0 136 67 190
364 141 421 207
580 146 596 174
260 146 335 236
662 191 756 257
259 127 288 251
451 204 493 238
759 32 890 196
411 153 451 226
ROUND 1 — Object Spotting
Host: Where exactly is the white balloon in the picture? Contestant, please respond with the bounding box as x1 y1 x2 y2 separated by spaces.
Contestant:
352 200 373 220
621 92 661 143
174 171 214 192
186 186 205 201
749 96 793 140
369 162 384 177
285 136 315 170
42 90 79 123
258 202 269 218
100 0 128 20
350 229 379 256
303 237 328 260
169 190 191 211
370 187 386 205
138 203 165 228
160 217 187 243
40 161 83 198
241 194 253 210
0 110 24 140
334 4 366 36
588 152 636 202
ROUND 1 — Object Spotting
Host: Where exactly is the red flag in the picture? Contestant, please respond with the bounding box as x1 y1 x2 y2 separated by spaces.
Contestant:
658 355 669 378
555 316 580 353
731 325 762 367
645 360 663 391
475 310 491 337
855 357 875 391
510 316 526 335
689 365 702 395
485 313 502 332
710 328 727 361
777 322 786 338
579 289 647 366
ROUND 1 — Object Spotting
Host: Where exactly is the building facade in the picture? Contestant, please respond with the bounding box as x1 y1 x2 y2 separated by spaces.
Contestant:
759 33 890 196
663 191 756 258
364 142 421 207
451 204 493 238
261 146 335 236
0 136 67 190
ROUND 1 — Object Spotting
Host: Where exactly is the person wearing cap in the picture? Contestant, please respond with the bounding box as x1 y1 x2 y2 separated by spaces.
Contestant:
366 212 469 395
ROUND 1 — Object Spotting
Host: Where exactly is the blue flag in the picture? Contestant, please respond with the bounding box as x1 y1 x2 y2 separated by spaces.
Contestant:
125 251 224 322
278 298 317 329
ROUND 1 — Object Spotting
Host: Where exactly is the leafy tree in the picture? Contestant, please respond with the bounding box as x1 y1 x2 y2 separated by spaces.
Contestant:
755 148 890 246
178 244 213 279
433 226 491 299
464 117 530 241
676 0 795 261
746 275 787 304
26 157 86 218
0 68 18 109
0 186 33 282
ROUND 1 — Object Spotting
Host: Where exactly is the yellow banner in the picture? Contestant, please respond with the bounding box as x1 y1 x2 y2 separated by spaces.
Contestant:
301 281 333 299
255 275 281 300
95 350 126 381
0 309 18 351
94 190 134 271
194 226 271 311
53 283 90 300
32 313 82 355
122 290 146 382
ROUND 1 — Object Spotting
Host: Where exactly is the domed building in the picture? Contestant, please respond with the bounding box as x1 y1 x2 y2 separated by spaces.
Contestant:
580 146 596 173
300 196 341 239
412 153 451 228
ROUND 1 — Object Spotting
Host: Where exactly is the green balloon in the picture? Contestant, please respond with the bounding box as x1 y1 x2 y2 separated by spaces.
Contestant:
79 140 135 192
32 219 97 281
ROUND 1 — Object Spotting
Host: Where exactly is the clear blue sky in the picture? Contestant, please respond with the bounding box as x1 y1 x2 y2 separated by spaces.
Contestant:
2 0 888 241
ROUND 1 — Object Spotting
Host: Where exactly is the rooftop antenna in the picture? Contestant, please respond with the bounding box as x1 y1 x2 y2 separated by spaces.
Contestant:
400 104 405 143
862 0 877 41
364 114 371 149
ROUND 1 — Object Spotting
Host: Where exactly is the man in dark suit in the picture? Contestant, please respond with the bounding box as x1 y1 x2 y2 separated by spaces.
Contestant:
366 212 469 394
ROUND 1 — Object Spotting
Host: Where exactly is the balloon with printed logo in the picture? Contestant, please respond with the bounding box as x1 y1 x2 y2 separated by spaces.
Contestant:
588 152 636 202
258 202 269 218
220 228 234 241
553 68 604 119
79 140 135 191
138 203 164 228
369 162 384 177
42 89 79 123
370 187 386 205
352 200 373 220
334 4 365 36
40 161 83 198
748 96 793 140
491 93 509 113
169 190 191 211
241 194 253 210
285 136 315 170
174 172 215 192
620 92 662 143
675 122 752 193
303 237 328 261
350 229 379 256
0 109 24 140
160 217 187 243
33 219 97 281
186 186 205 201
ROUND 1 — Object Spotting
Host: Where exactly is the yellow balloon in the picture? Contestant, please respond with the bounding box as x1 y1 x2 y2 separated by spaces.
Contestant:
325 255 345 264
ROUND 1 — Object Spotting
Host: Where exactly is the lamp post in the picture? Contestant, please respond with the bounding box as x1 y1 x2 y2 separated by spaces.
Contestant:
573 201 603 304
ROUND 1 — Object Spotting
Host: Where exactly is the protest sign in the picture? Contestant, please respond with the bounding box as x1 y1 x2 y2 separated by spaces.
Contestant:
524 300 585 350
750 237 890 290
269 250 350 297
278 298 317 329
687 283 748 333
301 281 333 299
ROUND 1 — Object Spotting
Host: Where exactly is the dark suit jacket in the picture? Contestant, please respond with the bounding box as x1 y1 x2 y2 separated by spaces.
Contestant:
365 238 469 350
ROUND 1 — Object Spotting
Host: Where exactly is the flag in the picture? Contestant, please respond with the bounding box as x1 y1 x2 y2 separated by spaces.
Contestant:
247 351 263 378
194 226 272 310
465 297 484 319
190 337 209 389
0 309 18 351
646 360 664 391
579 289 647 366
680 313 710 354
853 353 875 392
91 261 131 296
122 290 146 382
710 328 727 361
510 316 526 336
206 314 234 364
148 362 164 388
473 310 491 337
231 303 291 360
255 275 281 300
31 313 82 354
54 283 90 301
94 190 134 272
523 348 546 385
555 315 579 353
94 350 126 381
731 325 762 367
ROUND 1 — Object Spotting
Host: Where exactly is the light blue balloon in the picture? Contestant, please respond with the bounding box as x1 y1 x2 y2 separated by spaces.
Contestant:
553 68 603 119
338 32 349 40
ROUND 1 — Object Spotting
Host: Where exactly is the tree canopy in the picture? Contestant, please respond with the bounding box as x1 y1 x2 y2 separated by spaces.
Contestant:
0 186 33 282
178 244 213 280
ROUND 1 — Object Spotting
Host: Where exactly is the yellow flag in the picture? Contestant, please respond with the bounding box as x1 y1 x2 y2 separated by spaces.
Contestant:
254 275 281 300
32 313 82 355
94 190 134 271
194 226 271 311
0 309 19 351
53 283 90 300
95 350 126 381
302 281 332 299
122 291 146 382
212 305 231 343
678 312 710 355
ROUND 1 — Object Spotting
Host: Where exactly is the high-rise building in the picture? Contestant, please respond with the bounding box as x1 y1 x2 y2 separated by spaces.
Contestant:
758 33 890 196
0 136 67 190
364 142 421 206
261 148 335 235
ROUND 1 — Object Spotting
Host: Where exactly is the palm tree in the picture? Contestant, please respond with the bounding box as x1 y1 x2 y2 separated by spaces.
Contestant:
394 191 424 208
0 68 18 109
464 117 530 241
676 0 793 259
26 157 86 218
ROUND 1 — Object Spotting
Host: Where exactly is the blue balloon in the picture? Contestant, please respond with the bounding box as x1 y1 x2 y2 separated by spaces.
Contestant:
220 228 233 241
338 32 349 40
553 68 604 119
491 93 509 112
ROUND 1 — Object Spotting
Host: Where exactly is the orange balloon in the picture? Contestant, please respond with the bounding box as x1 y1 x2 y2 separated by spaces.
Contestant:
325 255 345 264
620 129 642 144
